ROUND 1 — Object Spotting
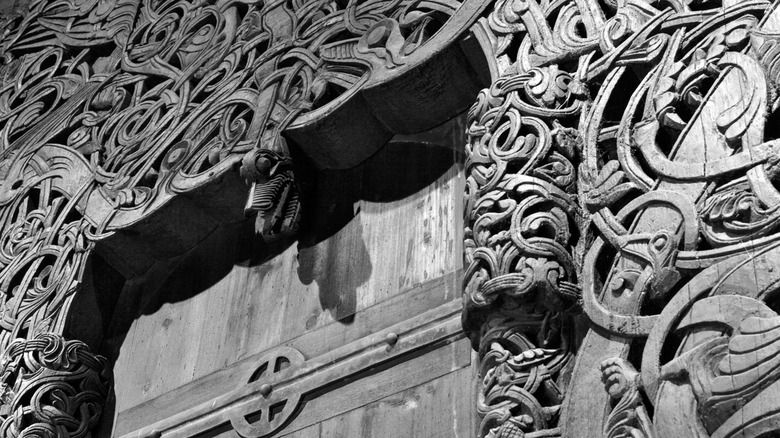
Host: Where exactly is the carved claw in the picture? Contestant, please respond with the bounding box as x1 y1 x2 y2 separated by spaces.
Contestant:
486 415 533 438
602 356 655 438
245 172 300 236
601 357 641 399
581 160 637 211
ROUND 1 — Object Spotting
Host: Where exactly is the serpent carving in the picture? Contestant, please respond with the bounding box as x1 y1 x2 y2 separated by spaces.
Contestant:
463 0 780 437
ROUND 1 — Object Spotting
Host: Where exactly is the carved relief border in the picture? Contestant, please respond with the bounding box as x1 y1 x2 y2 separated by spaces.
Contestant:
4 0 780 435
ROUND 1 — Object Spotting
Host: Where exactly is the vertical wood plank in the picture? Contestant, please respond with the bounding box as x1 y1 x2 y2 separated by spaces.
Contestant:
112 119 469 425
319 366 474 438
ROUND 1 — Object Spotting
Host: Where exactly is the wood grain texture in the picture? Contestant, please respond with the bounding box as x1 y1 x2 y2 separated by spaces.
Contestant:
0 0 481 432
112 271 462 434
277 335 472 437
111 147 464 413
202 347 475 438
317 364 475 438
9 0 780 434
116 299 464 437
106 111 468 436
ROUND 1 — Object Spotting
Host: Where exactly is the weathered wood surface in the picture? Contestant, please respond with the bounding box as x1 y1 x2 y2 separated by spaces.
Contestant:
115 294 466 436
106 117 469 435
112 272 462 429
213 335 475 438
0 0 483 429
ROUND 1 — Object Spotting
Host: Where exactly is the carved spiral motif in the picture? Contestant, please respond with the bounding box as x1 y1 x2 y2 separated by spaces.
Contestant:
463 22 586 435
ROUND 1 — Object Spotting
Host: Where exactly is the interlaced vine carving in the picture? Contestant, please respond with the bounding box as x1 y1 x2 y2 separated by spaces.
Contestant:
463 0 780 436
463 64 584 437
6 0 780 433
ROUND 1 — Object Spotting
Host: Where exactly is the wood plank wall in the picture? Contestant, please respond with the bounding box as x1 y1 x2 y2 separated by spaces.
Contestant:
104 114 473 437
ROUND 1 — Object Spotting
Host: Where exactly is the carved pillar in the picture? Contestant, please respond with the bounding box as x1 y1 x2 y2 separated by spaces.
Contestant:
464 0 780 437
0 173 111 435
0 334 110 437
462 64 586 437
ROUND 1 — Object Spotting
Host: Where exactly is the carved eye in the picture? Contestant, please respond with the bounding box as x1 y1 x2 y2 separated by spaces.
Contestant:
161 140 190 170
651 235 667 250
365 22 392 48
67 128 89 149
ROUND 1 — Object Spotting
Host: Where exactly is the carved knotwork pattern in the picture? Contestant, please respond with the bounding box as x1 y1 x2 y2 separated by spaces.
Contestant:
0 157 103 341
0 334 109 438
463 0 780 437
463 63 583 437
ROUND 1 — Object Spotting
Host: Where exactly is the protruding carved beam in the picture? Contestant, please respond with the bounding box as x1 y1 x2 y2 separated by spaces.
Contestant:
123 300 463 438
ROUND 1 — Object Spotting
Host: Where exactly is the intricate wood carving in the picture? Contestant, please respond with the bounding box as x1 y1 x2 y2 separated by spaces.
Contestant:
0 0 484 434
0 334 109 437
6 0 780 433
463 0 780 437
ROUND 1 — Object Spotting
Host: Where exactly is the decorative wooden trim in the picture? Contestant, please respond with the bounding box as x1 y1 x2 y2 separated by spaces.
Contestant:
4 0 780 434
120 298 464 438
113 269 462 435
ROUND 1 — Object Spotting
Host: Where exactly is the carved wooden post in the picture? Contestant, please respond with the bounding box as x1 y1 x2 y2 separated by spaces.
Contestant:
0 169 111 436
11 0 780 433
464 0 780 437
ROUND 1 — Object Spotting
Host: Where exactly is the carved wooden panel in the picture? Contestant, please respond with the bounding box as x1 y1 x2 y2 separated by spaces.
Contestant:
108 130 469 435
0 0 481 433
462 0 780 437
